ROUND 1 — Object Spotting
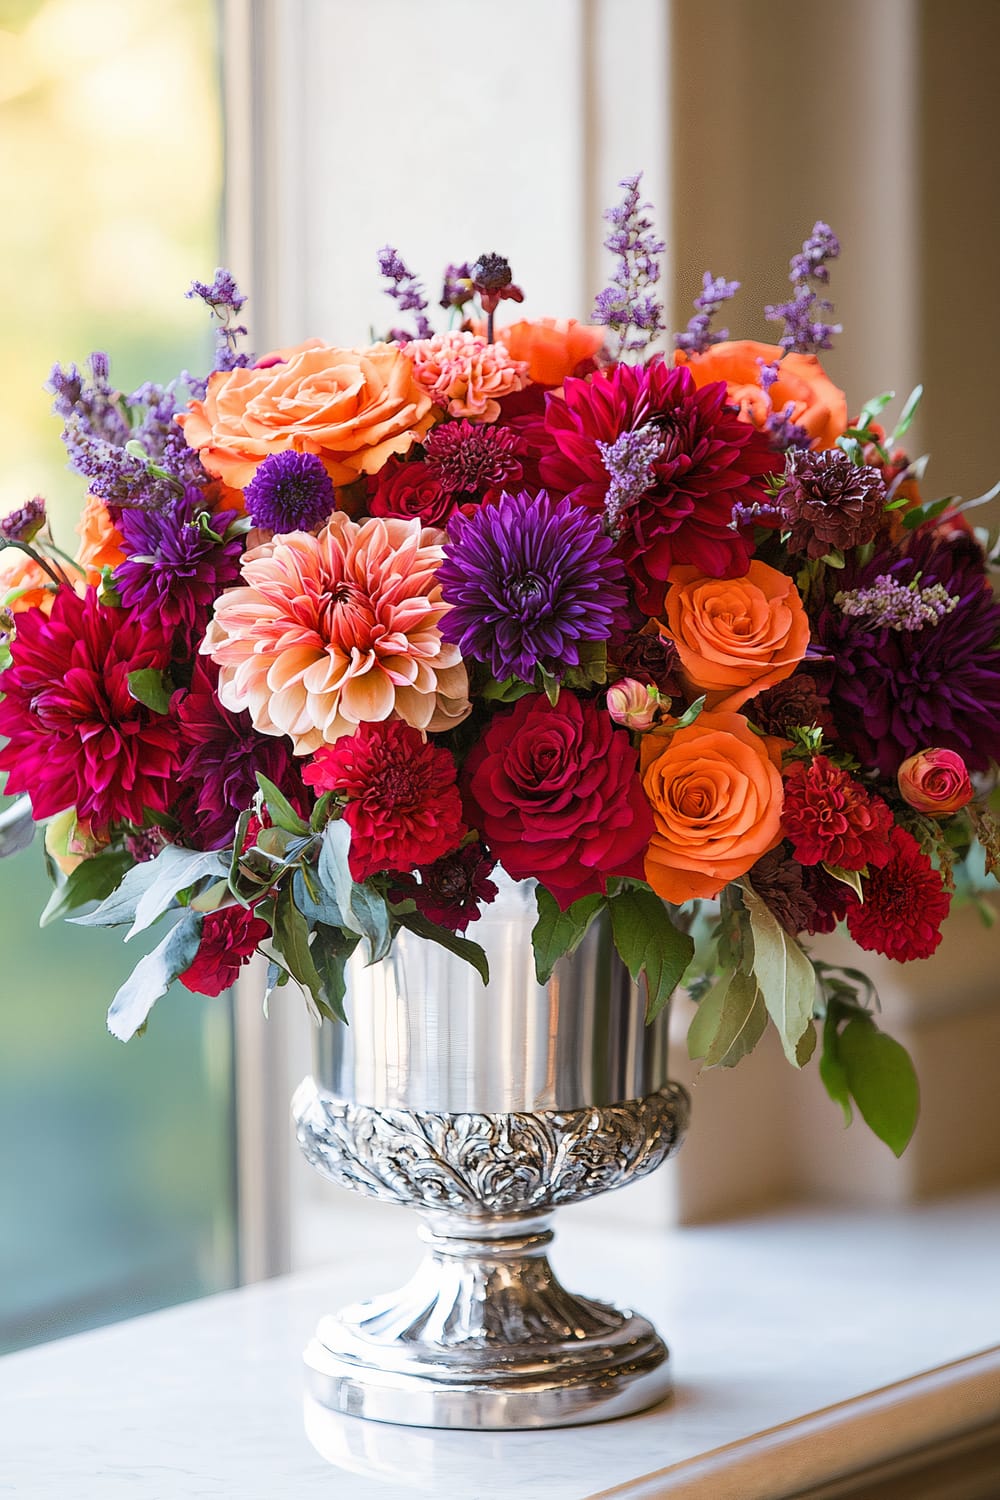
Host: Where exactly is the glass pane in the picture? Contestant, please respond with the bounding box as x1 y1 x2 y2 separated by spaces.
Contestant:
0 0 237 1354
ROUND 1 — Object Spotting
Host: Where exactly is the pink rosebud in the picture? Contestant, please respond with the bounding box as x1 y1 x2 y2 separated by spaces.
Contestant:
897 747 973 817
607 678 660 731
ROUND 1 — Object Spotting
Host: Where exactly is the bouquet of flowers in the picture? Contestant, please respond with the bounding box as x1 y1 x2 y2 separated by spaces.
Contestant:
2 176 997 1156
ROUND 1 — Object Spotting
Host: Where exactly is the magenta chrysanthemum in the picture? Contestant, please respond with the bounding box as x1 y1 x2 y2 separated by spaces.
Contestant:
0 587 180 831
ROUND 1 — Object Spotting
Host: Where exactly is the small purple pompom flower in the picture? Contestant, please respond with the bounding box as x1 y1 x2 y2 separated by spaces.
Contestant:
243 451 336 534
438 489 629 683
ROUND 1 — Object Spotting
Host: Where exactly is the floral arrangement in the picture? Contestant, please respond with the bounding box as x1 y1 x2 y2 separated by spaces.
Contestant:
2 176 998 1155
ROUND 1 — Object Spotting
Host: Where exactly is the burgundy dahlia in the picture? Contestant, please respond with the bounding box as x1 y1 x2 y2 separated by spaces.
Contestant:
303 719 465 882
845 826 951 961
179 905 271 997
610 627 685 698
0 587 180 832
776 448 885 559
393 842 499 932
782 756 894 871
747 845 818 936
744 672 833 738
533 358 776 613
423 419 523 498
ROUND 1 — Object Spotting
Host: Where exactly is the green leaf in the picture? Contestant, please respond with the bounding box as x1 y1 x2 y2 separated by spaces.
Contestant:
608 886 695 1024
819 1009 853 1125
887 383 923 447
106 911 203 1041
531 886 604 984
0 794 35 859
309 923 358 1023
40 847 132 926
273 883 326 1021
703 970 768 1069
739 880 815 1066
318 820 391 963
795 1018 818 1067
480 675 536 704
669 694 707 732
822 863 865 900
293 866 345 929
72 845 226 937
127 668 173 715
858 390 896 426
256 773 309 835
397 910 490 986
686 975 727 1060
540 668 561 707
839 1016 920 1157
902 495 953 531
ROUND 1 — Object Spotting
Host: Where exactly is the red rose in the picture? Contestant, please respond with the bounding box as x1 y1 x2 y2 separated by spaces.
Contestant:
463 692 654 908
179 905 271 998
368 458 456 527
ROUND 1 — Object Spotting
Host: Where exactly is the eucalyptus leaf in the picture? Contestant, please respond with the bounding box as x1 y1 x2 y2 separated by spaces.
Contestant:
310 924 359 1023
293 866 346 929
608 886 695 1024
73 845 226 938
40 847 133 927
703 970 768 1068
531 886 604 985
273 883 325 1022
256 773 309 835
838 1015 919 1157
0 794 35 859
739 880 815 1066
318 820 391 963
106 911 203 1042
397 911 489 986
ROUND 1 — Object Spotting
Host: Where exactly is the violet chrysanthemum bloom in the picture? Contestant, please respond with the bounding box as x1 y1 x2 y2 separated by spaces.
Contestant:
0 588 180 832
243 450 336 533
776 448 885 559
811 532 1000 776
115 487 243 648
438 489 629 683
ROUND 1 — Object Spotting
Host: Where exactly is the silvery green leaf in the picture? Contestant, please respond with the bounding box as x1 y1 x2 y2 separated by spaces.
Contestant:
0 795 34 858
106 911 203 1042
40 847 132 927
739 880 816 1067
318 820 391 964
703 970 768 1069
73 844 226 939
293 867 345 929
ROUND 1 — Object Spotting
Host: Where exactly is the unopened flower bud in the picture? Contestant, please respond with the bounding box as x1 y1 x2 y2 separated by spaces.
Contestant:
897 747 973 817
0 496 46 545
607 677 660 731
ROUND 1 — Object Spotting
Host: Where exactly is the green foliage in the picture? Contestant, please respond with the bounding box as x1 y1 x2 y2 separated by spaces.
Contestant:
738 880 815 1067
820 1005 919 1156
317 820 391 964
531 886 604 984
40 847 133 926
0 793 35 860
72 845 227 939
688 969 767 1069
608 886 694 1023
126 668 173 716
396 910 490 986
256 773 309 836
106 911 203 1042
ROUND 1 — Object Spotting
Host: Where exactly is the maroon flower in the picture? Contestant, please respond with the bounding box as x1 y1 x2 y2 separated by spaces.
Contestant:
393 841 499 931
776 447 885 559
782 756 894 871
0 587 180 833
304 719 465 881
845 826 951 961
799 862 852 935
463 691 654 908
747 845 818 936
532 358 776 613
744 672 833 739
179 905 271 997
367 458 456 527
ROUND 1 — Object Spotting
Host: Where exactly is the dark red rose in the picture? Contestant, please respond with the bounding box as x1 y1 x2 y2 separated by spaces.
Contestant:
463 691 654 908
368 458 456 526
179 905 271 997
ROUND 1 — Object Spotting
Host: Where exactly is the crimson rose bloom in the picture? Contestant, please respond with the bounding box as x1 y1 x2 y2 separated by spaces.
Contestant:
180 905 271 997
463 692 654 907
368 458 456 527
782 756 894 871
845 826 951 961
304 719 465 881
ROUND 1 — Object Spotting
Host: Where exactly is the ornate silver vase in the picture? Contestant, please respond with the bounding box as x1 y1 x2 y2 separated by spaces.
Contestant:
292 875 689 1430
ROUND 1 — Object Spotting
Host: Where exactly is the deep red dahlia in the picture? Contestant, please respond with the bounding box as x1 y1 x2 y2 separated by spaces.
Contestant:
304 719 465 881
0 587 180 832
463 691 654 908
179 905 271 997
845 826 951 961
782 756 894 871
799 862 852 935
392 841 499 932
532 358 777 614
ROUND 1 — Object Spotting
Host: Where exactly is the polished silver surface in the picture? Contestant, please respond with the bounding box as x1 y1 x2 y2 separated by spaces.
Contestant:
295 874 688 1430
315 873 670 1112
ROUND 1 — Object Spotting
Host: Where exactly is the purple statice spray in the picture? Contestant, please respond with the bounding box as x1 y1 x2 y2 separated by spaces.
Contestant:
835 575 960 632
597 425 665 536
243 451 336 533
439 262 474 315
675 272 740 355
592 173 666 359
0 497 46 545
437 489 629 684
187 268 253 371
765 221 842 355
377 246 433 341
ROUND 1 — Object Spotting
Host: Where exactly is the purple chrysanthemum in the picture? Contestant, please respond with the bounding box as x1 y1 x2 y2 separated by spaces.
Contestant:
811 532 1000 776
115 488 243 647
438 489 629 683
243 450 336 533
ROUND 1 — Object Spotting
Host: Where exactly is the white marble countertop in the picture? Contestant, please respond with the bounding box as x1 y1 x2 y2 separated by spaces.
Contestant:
2 1191 1000 1499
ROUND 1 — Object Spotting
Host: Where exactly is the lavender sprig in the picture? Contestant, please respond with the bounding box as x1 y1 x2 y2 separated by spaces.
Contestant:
675 271 740 355
592 173 666 359
598 424 664 535
377 245 433 340
765 221 842 355
186 268 253 371
836 575 960 632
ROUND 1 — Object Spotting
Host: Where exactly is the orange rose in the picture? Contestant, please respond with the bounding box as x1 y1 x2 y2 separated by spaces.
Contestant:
0 546 53 615
74 495 126 586
676 338 846 451
641 711 784 903
660 562 809 712
177 341 436 490
495 318 605 386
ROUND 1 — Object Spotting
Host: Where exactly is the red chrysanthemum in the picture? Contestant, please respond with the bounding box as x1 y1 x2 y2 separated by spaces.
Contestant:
179 905 271 998
463 691 654 908
845 826 951 961
799 862 852 935
532 358 777 614
0 587 180 832
304 719 465 881
782 756 894 871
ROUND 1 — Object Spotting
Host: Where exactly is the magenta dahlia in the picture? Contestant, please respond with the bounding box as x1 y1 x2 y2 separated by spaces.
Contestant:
0 587 180 831
532 358 777 613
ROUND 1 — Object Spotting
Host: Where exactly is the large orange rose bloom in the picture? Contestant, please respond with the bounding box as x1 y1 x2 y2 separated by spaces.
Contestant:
641 711 784 903
74 495 126 587
495 318 605 386
676 339 846 451
178 341 436 491
660 561 809 713
0 547 53 615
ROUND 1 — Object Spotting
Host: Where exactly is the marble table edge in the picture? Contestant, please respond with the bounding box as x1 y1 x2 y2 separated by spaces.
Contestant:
584 1344 1000 1500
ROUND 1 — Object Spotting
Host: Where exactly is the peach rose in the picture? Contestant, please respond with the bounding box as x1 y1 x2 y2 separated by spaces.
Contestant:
676 338 847 451
641 711 784 903
177 341 436 491
494 318 605 386
897 748 973 816
0 546 53 615
74 495 126 586
660 562 809 712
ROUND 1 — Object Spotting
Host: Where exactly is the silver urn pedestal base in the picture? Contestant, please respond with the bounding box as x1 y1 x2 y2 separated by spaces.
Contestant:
293 876 690 1431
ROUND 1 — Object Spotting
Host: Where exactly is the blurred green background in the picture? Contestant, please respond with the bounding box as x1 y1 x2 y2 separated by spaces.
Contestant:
0 0 239 1353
